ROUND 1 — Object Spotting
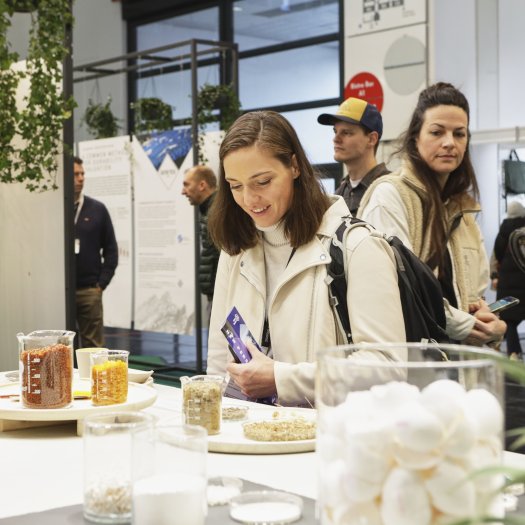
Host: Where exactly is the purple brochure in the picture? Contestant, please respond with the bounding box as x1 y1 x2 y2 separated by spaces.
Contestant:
221 307 274 405
221 306 261 364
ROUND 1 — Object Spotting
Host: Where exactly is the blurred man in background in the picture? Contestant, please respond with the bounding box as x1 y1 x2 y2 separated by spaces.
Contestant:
182 165 220 319
74 156 118 347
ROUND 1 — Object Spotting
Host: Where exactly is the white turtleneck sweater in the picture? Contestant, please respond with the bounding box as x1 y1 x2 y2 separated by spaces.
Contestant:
256 221 293 313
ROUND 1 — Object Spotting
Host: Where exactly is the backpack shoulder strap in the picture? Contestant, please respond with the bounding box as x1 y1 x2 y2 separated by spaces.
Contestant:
326 216 372 343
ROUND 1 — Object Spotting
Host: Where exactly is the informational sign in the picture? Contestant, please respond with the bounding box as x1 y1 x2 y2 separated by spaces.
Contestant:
78 136 133 329
132 134 195 334
344 24 427 141
344 72 384 111
346 0 426 36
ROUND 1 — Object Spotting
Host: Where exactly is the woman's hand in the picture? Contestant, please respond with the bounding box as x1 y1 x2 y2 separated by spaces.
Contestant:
463 301 507 346
226 340 277 399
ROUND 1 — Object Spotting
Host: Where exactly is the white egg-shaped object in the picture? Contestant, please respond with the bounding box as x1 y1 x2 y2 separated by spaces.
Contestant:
425 460 476 516
421 379 466 430
441 409 477 458
392 442 442 470
391 400 444 453
332 501 382 525
463 438 503 494
341 465 383 503
369 381 420 410
343 438 390 485
380 467 432 525
461 389 503 440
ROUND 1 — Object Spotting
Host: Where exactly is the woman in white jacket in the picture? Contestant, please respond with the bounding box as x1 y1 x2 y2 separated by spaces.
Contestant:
206 111 405 407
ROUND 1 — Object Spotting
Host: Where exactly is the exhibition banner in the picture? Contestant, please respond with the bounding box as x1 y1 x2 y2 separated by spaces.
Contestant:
78 136 133 329
132 130 195 334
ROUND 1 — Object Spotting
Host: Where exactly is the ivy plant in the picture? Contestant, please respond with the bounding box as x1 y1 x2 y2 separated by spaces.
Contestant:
131 97 173 135
0 0 75 192
195 82 241 163
83 98 120 139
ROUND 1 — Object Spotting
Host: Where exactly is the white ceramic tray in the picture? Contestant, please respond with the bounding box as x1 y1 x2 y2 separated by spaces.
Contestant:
208 403 316 455
0 378 157 435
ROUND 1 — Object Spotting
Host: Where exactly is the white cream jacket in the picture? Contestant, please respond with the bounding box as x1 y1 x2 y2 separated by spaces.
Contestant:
358 162 489 341
207 196 406 406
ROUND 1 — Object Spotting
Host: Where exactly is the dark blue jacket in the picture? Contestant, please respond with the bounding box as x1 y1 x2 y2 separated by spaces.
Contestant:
75 195 118 290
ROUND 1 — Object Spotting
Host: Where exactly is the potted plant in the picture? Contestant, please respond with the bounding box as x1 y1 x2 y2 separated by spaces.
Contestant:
0 0 75 192
82 98 120 139
130 97 173 135
195 82 241 163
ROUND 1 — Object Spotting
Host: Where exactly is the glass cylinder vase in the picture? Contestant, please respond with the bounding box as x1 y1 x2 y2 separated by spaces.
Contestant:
316 343 505 525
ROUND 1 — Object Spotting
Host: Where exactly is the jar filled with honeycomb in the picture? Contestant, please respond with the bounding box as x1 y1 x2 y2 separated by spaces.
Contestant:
91 350 129 406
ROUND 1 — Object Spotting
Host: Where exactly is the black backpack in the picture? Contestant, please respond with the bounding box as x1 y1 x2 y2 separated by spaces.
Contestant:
509 226 525 274
327 217 450 344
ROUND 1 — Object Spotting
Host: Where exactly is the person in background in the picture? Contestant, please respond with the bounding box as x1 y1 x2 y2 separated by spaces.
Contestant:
317 97 389 215
74 156 118 347
358 82 506 346
206 111 405 407
493 200 525 358
181 165 220 315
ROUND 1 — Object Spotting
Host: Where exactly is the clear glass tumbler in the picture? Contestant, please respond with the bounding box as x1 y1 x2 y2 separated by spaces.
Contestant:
316 343 505 525
132 423 208 525
91 349 129 406
83 411 155 524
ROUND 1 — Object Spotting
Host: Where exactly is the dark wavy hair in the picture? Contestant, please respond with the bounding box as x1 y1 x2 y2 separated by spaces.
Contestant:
208 111 331 255
399 82 479 270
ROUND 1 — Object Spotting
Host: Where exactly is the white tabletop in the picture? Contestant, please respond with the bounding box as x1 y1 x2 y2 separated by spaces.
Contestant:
0 379 316 519
1 375 523 520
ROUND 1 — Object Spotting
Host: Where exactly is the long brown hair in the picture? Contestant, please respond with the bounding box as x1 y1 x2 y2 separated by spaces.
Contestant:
208 111 331 255
399 82 480 270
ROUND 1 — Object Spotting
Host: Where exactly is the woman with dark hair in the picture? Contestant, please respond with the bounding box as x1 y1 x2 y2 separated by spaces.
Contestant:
359 82 506 345
207 111 405 406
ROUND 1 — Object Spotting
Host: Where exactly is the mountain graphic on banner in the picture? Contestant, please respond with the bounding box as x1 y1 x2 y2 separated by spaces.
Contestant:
140 128 192 170
135 291 194 334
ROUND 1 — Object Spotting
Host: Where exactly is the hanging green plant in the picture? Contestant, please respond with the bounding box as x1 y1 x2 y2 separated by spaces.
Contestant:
195 82 241 163
0 0 75 192
82 98 120 139
131 97 173 135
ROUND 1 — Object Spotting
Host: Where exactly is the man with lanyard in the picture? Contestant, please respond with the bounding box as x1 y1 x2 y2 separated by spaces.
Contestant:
318 97 389 216
74 156 118 347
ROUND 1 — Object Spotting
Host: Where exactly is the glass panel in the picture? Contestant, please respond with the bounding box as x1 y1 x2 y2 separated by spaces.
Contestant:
136 7 219 53
234 0 339 51
281 105 339 165
240 43 339 108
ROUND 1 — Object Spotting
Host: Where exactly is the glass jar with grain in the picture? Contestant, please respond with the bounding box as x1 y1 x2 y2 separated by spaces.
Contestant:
181 375 224 435
91 350 129 406
17 330 75 409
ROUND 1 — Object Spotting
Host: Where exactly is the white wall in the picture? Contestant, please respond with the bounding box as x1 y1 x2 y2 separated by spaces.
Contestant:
0 61 65 371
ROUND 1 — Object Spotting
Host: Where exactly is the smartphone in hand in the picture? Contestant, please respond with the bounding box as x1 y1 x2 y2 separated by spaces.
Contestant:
488 296 520 314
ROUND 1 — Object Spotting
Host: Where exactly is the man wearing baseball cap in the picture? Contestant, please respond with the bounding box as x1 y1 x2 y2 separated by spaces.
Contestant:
318 97 389 216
